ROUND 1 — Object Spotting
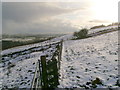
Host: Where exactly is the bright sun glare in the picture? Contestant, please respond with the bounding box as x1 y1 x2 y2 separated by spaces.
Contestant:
91 0 118 22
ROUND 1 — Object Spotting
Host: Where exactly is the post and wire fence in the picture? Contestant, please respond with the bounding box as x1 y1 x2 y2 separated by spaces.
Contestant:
31 40 63 89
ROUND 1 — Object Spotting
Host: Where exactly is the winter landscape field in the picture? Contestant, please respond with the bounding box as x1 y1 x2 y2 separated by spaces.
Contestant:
1 25 119 89
1 1 119 89
59 28 118 88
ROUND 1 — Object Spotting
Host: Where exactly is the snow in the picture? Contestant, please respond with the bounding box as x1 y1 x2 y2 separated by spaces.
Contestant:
1 48 55 88
2 38 35 42
1 26 119 89
88 25 118 34
1 34 72 55
1 34 72 89
59 31 118 88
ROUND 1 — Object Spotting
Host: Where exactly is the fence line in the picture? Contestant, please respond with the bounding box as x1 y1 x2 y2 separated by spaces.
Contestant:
31 61 40 89
31 40 63 89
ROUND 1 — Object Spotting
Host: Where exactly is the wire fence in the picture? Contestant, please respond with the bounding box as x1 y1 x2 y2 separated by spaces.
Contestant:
31 40 63 89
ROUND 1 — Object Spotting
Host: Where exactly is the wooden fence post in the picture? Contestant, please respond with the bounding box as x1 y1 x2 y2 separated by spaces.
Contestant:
53 59 59 86
38 59 42 87
60 40 63 60
41 55 48 88
32 41 64 89
57 40 63 70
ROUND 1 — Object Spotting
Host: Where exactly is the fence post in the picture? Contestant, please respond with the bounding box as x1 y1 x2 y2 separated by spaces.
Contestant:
52 58 59 87
58 40 63 70
41 55 48 88
60 40 63 60
38 59 42 87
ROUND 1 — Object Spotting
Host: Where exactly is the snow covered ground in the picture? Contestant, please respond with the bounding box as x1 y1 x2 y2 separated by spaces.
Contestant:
1 34 72 55
88 25 118 34
0 25 119 89
1 44 58 88
1 34 72 89
59 31 118 88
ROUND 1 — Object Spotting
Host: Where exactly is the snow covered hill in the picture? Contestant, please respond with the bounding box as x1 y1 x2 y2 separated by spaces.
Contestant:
0 25 118 89
0 34 72 89
59 31 118 88
1 44 58 88
88 25 118 34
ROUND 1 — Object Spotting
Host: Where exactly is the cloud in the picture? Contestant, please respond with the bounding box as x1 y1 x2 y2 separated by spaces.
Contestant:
89 19 110 23
2 2 94 34
2 2 79 22
3 17 77 34
2 2 85 34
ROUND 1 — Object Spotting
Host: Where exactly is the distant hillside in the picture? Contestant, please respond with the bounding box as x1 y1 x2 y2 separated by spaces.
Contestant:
90 25 106 29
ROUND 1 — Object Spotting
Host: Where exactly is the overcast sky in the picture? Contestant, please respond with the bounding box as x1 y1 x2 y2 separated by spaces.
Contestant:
2 0 119 34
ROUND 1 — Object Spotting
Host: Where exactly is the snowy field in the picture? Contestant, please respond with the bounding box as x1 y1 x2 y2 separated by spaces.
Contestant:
88 25 118 34
0 34 72 89
0 25 119 89
1 44 58 88
59 31 118 88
